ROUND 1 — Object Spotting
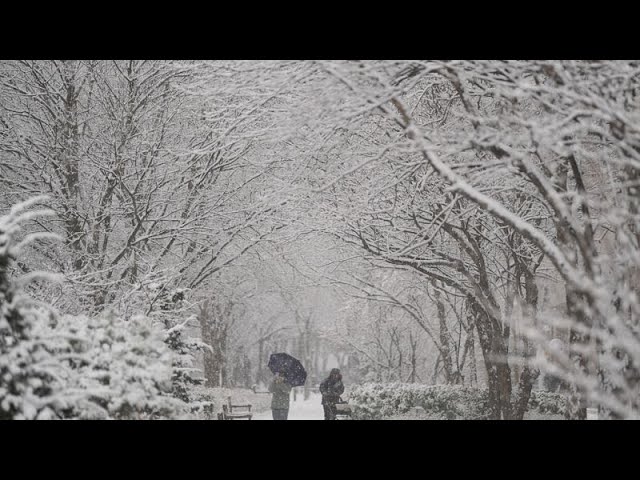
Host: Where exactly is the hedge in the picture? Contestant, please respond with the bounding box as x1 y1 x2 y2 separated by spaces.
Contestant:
348 383 566 419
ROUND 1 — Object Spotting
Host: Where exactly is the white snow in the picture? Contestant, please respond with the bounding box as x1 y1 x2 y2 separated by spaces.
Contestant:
586 407 598 420
253 392 325 420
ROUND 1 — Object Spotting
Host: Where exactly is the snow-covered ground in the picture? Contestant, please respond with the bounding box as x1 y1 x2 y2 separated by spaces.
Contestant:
253 392 325 420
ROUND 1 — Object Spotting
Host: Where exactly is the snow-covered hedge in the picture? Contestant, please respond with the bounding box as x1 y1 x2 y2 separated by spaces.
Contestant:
348 383 566 419
42 313 186 419
527 389 567 416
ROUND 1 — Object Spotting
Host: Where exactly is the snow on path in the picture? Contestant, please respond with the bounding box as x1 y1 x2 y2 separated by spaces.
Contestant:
253 392 324 420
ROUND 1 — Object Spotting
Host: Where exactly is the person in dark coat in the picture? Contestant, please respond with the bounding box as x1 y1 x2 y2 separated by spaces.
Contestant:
269 372 292 420
319 368 344 420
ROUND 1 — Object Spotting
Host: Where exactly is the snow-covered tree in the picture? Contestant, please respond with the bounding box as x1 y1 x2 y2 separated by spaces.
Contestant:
46 311 185 419
5 60 639 420
282 60 640 419
0 197 64 419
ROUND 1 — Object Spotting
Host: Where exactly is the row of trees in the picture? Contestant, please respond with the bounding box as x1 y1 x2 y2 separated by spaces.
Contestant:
285 60 640 419
3 60 639 419
0 61 308 413
192 60 640 418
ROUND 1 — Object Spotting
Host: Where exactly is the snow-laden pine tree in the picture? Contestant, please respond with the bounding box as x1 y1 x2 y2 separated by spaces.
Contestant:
48 312 186 419
116 274 214 415
0 197 65 419
152 282 213 412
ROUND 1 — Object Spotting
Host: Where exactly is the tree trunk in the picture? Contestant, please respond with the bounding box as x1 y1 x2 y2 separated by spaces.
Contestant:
435 289 454 384
257 338 265 385
472 297 513 419
511 267 541 420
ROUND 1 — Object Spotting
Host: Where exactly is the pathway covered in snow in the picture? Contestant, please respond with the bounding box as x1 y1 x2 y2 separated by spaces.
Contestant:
253 392 325 420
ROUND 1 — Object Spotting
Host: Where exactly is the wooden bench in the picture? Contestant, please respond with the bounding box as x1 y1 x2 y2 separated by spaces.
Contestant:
218 396 253 420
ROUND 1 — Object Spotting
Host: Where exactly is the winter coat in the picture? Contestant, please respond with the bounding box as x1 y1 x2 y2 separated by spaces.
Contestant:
269 377 292 410
320 370 344 405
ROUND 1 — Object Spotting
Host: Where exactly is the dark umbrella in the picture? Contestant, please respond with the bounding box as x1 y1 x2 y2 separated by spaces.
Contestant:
268 353 307 387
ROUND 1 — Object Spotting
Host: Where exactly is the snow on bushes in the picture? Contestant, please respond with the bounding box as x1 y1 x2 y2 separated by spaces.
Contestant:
527 390 567 416
349 383 566 419
0 197 65 419
122 278 212 407
43 312 186 419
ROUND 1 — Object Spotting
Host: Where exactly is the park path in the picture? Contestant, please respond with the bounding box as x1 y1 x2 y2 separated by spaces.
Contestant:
253 392 324 420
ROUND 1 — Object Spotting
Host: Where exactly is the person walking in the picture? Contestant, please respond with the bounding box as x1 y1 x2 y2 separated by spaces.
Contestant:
269 372 292 420
319 368 344 420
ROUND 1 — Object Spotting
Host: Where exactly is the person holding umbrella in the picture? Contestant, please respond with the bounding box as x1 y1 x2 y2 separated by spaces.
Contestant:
269 373 292 420
269 372 293 420
320 368 344 420
267 353 307 420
